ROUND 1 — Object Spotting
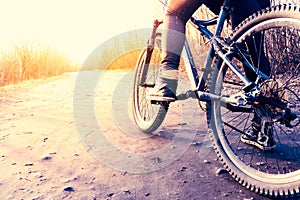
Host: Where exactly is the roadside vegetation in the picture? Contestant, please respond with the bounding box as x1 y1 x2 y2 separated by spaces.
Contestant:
0 41 78 86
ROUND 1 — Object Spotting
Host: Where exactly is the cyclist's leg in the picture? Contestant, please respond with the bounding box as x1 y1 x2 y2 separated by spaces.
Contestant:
150 0 204 100
160 0 204 72
231 0 271 81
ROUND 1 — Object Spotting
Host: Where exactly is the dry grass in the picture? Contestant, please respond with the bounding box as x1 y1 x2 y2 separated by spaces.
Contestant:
0 41 78 86
81 30 149 71
106 50 141 70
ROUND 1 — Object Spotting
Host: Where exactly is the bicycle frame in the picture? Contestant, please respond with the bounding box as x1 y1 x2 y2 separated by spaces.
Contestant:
180 0 269 104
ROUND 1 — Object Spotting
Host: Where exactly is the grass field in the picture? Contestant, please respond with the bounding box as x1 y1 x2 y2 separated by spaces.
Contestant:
0 42 78 86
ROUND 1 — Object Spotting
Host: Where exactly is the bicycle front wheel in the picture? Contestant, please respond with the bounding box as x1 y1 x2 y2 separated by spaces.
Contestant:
207 4 300 198
132 38 169 133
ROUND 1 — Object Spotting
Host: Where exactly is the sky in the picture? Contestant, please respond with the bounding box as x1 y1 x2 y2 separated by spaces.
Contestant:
0 0 164 64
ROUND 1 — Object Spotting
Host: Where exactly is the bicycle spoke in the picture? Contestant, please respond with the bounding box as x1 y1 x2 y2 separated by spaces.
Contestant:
207 5 300 196
214 23 300 174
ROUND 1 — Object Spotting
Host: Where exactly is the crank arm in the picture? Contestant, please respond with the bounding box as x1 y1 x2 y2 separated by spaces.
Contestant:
177 90 247 106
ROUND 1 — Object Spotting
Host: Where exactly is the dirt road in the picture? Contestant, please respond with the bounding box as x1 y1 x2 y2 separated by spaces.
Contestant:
0 71 273 199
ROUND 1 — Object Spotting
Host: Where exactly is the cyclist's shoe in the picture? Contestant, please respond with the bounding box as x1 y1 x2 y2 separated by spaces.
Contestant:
147 76 178 102
241 121 276 151
147 86 177 102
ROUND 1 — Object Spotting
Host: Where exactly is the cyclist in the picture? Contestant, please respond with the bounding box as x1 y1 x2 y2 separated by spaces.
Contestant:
149 0 275 150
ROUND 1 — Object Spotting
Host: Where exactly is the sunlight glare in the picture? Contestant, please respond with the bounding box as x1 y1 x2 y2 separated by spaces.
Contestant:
0 0 163 64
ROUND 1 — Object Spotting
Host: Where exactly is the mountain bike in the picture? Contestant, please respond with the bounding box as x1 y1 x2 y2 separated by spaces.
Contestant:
132 0 300 198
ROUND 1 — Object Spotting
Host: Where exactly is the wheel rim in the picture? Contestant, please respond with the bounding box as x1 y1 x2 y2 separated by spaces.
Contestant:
212 19 300 180
133 48 163 130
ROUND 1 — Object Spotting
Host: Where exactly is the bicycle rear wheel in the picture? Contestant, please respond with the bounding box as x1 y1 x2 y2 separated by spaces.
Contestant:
132 38 169 133
207 4 300 198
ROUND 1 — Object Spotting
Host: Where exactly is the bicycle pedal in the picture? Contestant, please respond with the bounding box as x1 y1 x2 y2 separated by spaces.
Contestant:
147 95 176 104
146 95 177 104
176 90 196 100
150 100 174 105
